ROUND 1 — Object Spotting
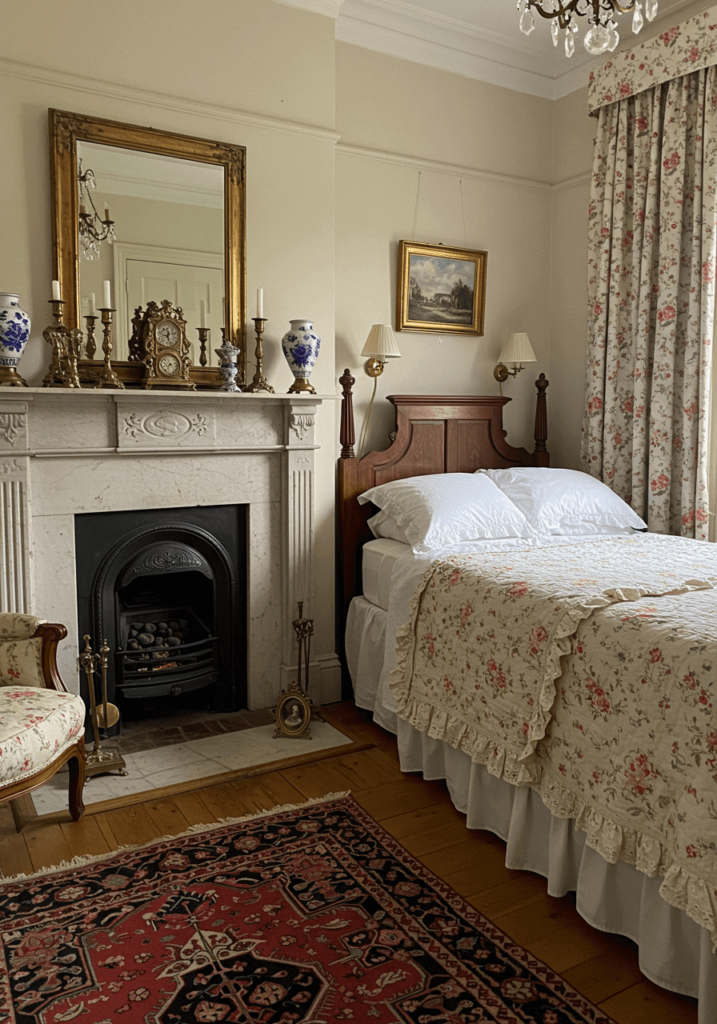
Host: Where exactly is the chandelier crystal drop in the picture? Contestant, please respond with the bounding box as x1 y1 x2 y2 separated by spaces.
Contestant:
518 0 658 58
77 160 116 261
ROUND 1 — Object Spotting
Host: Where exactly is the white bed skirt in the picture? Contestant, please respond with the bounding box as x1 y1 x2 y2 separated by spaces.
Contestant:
347 595 715 1021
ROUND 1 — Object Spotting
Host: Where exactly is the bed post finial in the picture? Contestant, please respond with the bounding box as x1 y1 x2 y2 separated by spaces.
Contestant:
339 369 356 459
534 373 549 463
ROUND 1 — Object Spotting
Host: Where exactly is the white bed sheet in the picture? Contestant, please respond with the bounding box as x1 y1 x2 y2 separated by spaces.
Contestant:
361 538 412 610
347 535 716 1021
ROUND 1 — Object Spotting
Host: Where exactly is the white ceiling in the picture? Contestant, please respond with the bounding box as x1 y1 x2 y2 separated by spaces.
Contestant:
278 0 709 98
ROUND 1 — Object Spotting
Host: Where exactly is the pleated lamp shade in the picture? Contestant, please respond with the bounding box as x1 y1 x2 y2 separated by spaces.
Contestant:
498 332 536 365
361 324 402 359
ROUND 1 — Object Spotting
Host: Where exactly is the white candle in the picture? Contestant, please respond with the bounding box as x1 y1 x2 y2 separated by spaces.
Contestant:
52 280 61 301
88 293 96 316
103 280 112 309
257 288 263 318
104 206 111 222
199 299 207 328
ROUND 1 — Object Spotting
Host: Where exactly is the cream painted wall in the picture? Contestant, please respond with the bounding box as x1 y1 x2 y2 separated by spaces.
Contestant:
550 87 595 469
0 0 339 688
335 42 554 457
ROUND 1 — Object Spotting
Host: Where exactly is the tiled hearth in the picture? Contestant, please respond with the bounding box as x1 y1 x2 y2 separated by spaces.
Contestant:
30 711 353 815
0 389 341 710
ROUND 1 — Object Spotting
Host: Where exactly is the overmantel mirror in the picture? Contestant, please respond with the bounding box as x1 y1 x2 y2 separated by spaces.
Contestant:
50 108 246 387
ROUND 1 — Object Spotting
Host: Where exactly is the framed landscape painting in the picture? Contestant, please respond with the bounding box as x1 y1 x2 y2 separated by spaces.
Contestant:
396 241 487 335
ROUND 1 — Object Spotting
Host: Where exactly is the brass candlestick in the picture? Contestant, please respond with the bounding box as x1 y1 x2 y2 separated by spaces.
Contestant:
196 326 209 367
42 299 83 388
84 314 98 359
94 307 124 389
246 317 274 393
42 299 67 387
79 635 127 780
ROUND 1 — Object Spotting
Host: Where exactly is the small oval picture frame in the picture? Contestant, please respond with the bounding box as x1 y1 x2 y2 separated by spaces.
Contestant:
274 682 312 740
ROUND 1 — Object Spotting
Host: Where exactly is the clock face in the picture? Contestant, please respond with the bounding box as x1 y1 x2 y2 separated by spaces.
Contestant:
156 321 181 347
158 353 181 376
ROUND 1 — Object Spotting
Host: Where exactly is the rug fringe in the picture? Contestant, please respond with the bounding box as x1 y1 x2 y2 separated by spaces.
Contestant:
0 790 352 885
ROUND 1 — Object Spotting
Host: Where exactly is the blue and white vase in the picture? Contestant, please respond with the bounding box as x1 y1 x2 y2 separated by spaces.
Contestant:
0 293 30 387
281 319 320 394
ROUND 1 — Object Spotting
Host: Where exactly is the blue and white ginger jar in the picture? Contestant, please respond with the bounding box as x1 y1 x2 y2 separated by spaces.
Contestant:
281 319 320 394
0 293 30 387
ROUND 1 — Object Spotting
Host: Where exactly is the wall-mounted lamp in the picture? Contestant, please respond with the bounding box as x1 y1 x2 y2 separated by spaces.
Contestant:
357 324 402 458
493 332 536 384
361 323 402 376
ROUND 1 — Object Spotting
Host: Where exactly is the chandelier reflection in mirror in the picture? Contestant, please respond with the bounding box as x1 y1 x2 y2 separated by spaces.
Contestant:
77 159 116 260
518 0 658 57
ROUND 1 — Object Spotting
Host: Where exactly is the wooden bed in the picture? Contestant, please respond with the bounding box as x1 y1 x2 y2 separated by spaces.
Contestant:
335 372 717 1022
337 367 550 633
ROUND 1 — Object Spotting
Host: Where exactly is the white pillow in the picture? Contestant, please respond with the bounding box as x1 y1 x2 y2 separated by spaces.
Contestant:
366 510 410 545
358 473 536 553
478 467 648 535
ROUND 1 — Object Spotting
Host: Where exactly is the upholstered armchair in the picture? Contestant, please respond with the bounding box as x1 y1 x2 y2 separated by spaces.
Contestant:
0 614 86 830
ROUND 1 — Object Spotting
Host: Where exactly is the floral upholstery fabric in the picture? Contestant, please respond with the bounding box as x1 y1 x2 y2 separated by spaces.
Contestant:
588 7 717 114
0 614 44 642
0 638 44 688
0 688 85 789
581 63 717 539
390 534 717 946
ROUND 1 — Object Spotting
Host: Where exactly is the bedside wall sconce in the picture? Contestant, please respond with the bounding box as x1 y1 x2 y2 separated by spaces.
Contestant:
357 324 402 458
494 332 536 386
361 323 402 376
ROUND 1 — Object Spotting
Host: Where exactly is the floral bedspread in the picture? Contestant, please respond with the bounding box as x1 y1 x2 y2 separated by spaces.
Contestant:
389 534 717 945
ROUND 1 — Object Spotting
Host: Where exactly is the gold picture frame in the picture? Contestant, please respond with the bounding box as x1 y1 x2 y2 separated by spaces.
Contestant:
49 109 246 388
396 240 487 336
274 680 312 740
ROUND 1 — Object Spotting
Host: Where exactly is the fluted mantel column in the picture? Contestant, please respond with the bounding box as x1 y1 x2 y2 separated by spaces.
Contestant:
280 402 319 695
0 401 32 613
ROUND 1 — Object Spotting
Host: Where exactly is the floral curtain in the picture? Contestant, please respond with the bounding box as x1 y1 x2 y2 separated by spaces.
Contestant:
581 60 717 539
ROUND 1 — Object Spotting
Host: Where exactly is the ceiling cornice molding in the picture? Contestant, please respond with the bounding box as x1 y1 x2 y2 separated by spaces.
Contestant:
334 0 595 99
331 0 704 100
271 0 345 16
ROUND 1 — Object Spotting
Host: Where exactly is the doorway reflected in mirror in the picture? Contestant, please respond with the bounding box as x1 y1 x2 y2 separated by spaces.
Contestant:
77 141 225 365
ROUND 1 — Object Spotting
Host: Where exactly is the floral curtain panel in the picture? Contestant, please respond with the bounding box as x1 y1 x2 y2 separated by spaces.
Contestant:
581 26 717 540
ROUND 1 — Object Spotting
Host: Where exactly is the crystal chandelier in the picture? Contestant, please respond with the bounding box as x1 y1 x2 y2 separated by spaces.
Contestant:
518 0 658 57
77 159 116 260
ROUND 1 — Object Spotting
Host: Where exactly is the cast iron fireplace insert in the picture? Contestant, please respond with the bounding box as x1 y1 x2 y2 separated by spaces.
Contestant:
75 504 247 725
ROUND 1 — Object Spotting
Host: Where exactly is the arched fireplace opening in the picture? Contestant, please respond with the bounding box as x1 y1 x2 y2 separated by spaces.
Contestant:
75 505 247 731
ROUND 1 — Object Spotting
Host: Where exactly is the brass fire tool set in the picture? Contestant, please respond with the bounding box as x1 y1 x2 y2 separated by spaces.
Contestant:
80 635 128 779
273 601 316 739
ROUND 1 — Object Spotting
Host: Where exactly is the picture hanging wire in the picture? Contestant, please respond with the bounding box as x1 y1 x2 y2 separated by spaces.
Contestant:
460 178 467 248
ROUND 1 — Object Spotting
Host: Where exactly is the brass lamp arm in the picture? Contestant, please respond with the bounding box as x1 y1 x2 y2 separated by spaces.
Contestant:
494 362 525 383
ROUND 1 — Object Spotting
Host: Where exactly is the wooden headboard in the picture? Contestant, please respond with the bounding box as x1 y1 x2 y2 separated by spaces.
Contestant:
336 370 550 632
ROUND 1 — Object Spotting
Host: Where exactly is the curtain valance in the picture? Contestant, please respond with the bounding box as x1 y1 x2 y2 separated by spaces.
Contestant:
588 6 717 115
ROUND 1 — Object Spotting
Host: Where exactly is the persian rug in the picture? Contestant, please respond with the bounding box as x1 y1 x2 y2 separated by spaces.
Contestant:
0 794 614 1024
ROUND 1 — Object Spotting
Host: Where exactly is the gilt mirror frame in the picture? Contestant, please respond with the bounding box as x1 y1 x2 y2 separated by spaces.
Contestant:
49 108 247 386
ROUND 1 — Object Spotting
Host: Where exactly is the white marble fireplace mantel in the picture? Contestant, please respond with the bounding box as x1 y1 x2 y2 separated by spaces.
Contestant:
0 388 340 709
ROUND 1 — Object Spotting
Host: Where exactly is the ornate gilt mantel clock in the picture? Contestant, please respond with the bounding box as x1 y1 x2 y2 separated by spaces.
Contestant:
138 300 196 390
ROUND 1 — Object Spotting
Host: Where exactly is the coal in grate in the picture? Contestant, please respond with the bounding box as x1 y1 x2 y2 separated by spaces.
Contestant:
116 607 218 699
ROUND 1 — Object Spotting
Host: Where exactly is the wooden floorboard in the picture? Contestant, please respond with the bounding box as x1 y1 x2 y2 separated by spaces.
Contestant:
0 701 699 1023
